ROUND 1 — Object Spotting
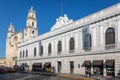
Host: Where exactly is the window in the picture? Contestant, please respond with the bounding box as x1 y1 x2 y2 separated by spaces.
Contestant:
82 26 91 50
32 22 34 26
83 34 91 50
69 38 75 50
58 41 62 53
48 43 52 55
32 30 34 35
23 50 25 57
105 28 115 45
40 45 43 56
26 49 28 57
20 51 22 58
34 47 36 56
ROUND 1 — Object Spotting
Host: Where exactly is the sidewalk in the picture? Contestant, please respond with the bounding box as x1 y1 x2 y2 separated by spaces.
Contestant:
56 73 91 80
20 71 120 80
26 71 91 80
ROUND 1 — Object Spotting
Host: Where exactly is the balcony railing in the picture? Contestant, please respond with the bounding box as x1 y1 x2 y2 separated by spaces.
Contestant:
105 44 116 50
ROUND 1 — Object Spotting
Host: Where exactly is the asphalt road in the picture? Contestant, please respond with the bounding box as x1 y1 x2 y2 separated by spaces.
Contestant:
0 72 73 80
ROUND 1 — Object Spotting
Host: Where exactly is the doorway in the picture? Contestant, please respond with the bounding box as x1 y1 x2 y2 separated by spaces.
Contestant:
58 61 62 73
70 61 74 73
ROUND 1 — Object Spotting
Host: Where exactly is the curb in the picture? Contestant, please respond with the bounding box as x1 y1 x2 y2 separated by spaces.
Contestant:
56 75 91 80
19 71 91 80
20 71 57 76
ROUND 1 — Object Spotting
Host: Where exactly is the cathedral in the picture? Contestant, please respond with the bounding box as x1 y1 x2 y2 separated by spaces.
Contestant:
6 7 38 67
6 3 120 77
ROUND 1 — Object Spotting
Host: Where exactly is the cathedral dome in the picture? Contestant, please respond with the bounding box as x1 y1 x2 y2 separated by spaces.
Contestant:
51 14 73 31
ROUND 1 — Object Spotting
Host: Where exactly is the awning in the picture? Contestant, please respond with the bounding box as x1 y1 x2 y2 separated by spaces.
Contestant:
92 60 103 66
83 61 91 66
44 62 51 67
106 60 114 67
33 63 42 67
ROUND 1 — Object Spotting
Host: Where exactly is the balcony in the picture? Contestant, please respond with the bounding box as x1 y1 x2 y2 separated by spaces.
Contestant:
105 44 116 50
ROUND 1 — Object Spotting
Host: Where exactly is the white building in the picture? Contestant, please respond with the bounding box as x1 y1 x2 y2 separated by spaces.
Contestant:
16 3 120 77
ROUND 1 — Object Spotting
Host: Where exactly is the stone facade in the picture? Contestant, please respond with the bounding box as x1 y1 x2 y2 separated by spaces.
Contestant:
6 3 120 76
0 57 6 66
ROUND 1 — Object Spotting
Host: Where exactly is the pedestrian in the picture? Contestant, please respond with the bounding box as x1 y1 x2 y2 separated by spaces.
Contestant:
86 69 89 77
88 68 91 77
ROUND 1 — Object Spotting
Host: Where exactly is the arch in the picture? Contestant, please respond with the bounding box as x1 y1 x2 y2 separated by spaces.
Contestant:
105 27 115 45
58 41 62 53
69 38 75 50
13 36 18 46
32 30 34 35
34 47 36 56
48 43 52 55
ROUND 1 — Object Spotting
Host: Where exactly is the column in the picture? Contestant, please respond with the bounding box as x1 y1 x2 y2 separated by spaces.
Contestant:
80 31 83 51
103 60 106 76
75 33 79 53
91 60 93 75
29 59 32 71
100 25 104 45
118 20 120 42
93 27 96 46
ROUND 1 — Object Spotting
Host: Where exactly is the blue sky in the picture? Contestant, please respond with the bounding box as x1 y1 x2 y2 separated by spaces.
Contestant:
0 0 119 57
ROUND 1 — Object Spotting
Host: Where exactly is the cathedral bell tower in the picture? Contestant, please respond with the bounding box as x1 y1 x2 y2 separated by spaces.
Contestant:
24 6 38 41
6 23 22 67
7 23 14 38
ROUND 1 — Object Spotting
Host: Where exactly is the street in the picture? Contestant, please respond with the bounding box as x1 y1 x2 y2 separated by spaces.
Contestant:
0 72 73 80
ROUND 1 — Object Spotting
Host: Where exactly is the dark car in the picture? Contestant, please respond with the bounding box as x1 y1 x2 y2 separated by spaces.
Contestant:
33 67 43 72
0 67 8 73
6 67 16 73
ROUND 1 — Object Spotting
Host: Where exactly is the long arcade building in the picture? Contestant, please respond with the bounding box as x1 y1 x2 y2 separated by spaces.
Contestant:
15 3 120 76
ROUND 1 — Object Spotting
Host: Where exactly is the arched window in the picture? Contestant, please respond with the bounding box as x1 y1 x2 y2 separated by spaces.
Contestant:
26 49 28 57
32 22 34 26
23 50 25 57
105 28 115 45
20 51 22 58
40 45 43 56
58 41 62 53
32 30 34 35
34 47 36 56
69 38 75 50
48 43 52 55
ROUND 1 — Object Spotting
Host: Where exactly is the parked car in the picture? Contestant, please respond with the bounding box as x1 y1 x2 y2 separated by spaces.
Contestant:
6 67 16 73
33 67 43 72
0 67 8 73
